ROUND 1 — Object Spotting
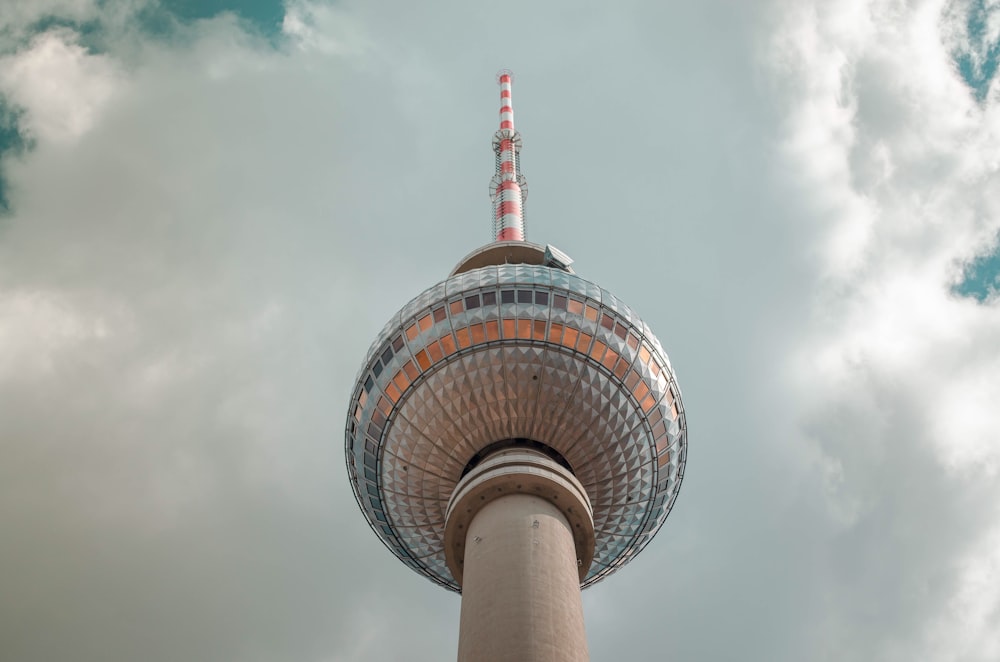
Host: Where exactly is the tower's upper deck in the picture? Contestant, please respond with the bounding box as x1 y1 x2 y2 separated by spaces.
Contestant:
344 72 687 592
345 253 687 591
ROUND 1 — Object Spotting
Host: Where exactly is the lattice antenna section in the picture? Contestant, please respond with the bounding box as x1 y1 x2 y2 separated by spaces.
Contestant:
490 70 528 241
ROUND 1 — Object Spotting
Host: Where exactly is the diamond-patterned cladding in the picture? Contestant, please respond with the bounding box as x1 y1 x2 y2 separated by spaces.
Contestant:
345 263 688 592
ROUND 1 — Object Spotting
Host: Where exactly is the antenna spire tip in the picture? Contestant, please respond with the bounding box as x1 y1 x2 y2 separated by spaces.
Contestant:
496 69 514 85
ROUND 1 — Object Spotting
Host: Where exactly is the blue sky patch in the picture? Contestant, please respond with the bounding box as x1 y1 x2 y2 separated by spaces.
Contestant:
0 101 30 213
951 1 1000 302
164 0 286 36
134 1 287 42
955 241 1000 303
954 0 1000 103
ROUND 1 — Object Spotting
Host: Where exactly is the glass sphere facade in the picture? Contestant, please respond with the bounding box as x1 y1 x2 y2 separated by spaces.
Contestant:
345 262 687 591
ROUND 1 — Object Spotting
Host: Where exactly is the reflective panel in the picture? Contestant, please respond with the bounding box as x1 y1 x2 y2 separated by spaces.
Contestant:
345 263 688 592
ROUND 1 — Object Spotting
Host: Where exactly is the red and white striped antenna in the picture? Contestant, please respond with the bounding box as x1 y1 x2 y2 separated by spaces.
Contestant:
490 69 528 241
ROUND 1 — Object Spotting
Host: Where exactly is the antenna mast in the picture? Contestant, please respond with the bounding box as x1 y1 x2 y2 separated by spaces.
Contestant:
490 70 528 241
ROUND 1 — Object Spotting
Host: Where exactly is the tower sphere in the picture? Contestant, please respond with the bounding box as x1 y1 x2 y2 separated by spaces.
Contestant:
345 241 688 591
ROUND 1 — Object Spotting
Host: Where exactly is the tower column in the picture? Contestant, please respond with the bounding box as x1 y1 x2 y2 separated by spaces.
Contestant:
444 449 595 662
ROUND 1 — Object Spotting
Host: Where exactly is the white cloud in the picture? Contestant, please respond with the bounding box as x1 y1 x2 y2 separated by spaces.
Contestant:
773 0 1000 658
0 291 112 378
282 0 370 56
0 29 122 144
929 518 1000 661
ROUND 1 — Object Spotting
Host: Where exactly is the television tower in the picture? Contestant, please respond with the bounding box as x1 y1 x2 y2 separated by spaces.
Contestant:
345 70 687 661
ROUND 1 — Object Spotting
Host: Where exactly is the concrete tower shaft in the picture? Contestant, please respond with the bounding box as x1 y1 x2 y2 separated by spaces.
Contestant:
445 448 593 661
443 447 595 584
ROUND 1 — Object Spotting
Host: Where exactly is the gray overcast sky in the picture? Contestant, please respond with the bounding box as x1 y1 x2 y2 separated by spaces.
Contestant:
1 1 999 660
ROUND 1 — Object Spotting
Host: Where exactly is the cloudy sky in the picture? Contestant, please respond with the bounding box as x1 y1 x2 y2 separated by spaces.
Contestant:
1 0 999 660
